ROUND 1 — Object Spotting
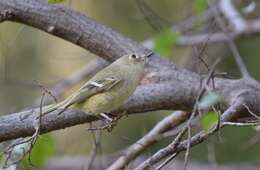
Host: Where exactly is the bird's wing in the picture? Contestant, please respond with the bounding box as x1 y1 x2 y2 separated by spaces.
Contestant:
40 75 122 117
62 75 123 108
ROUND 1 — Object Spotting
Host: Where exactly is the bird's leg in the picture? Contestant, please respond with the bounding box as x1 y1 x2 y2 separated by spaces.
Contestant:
99 113 113 122
88 113 119 132
98 113 115 132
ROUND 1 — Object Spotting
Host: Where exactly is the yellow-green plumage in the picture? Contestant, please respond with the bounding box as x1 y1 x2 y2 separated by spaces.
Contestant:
42 53 148 116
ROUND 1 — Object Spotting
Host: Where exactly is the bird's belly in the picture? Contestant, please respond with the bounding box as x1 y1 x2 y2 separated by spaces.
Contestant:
80 92 126 114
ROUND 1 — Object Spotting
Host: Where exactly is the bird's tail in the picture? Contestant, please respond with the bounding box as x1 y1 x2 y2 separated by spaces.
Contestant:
39 99 71 118
38 87 84 118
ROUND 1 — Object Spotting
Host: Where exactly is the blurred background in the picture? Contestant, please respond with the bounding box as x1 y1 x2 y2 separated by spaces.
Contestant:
1 0 260 169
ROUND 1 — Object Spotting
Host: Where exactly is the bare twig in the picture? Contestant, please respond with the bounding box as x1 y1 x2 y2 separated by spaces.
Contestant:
207 140 218 170
242 103 260 120
2 92 45 168
155 153 177 170
182 58 220 170
33 80 58 103
154 127 187 170
86 123 102 170
222 121 260 127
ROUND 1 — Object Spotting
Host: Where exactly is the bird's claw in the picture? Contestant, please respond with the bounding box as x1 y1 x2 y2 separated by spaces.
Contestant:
88 113 124 132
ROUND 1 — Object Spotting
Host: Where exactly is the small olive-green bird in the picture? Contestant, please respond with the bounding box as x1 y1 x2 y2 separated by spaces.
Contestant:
41 53 151 118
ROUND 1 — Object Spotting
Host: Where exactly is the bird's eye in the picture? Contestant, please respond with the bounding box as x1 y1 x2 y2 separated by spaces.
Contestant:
131 54 137 59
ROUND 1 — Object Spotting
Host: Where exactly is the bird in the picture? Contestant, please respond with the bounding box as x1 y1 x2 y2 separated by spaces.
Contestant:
39 52 152 122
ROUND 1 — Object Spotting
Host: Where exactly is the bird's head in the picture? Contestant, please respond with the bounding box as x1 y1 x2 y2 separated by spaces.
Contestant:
118 52 153 67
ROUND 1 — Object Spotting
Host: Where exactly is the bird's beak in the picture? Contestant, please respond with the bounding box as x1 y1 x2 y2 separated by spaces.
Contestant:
141 52 153 63
145 52 153 58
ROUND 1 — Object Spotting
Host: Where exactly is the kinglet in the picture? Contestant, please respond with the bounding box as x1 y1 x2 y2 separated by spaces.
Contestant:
41 53 152 118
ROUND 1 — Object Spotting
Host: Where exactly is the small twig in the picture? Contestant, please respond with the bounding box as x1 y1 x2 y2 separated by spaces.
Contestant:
207 140 218 170
2 92 45 168
242 103 260 120
182 58 220 170
26 92 45 166
157 117 199 141
155 153 177 170
86 123 99 170
154 127 187 170
191 18 218 72
222 121 260 127
33 80 58 103
183 124 191 170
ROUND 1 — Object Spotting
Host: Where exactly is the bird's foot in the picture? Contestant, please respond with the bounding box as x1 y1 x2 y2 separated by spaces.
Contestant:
87 113 116 132
88 112 125 132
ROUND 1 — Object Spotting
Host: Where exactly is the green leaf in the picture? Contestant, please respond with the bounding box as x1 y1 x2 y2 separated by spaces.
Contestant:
201 111 219 132
199 92 221 109
48 0 66 4
21 134 56 169
194 0 207 15
154 30 180 57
